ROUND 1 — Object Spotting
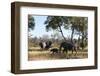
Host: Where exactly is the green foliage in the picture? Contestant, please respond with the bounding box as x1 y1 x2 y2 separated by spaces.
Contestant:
44 16 68 31
66 17 88 42
28 15 35 31
44 16 69 41
44 16 88 42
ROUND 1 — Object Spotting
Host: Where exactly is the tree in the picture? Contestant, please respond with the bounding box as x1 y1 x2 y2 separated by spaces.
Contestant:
44 16 69 41
76 17 88 49
78 17 88 41
67 17 88 49
28 15 35 31
44 16 88 45
65 17 88 43
67 17 77 42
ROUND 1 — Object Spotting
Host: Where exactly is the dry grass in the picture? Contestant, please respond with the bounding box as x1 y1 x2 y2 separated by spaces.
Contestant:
28 47 88 61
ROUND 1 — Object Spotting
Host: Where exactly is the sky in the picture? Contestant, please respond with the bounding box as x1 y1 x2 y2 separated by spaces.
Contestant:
29 15 79 39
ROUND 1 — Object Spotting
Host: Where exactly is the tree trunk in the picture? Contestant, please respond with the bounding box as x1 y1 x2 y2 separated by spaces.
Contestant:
71 27 74 43
81 32 85 50
78 33 81 44
58 25 67 41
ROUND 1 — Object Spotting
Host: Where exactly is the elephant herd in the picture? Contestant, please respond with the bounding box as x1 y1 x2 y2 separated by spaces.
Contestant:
39 40 81 55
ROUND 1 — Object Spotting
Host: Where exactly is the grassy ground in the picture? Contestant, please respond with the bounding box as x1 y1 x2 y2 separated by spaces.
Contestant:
28 47 88 61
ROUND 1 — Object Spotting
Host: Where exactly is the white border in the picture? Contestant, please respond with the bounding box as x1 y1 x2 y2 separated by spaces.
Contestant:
20 6 95 70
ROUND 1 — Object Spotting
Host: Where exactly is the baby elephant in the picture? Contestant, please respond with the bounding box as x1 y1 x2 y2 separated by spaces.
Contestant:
50 48 59 54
